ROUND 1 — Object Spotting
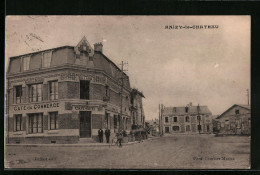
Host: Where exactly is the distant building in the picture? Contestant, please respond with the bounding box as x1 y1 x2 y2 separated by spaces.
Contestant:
6 36 145 144
161 103 213 134
215 104 251 135
145 118 159 136
130 89 145 127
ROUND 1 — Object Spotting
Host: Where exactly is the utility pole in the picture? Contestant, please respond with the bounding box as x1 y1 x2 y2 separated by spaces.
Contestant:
161 104 164 136
159 104 161 135
119 61 128 132
247 89 249 105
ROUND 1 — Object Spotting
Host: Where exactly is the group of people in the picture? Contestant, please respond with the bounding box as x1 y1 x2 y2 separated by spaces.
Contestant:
97 128 124 147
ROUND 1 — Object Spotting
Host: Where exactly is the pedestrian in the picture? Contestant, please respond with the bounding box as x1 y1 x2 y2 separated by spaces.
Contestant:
98 128 103 143
117 132 123 147
105 128 110 143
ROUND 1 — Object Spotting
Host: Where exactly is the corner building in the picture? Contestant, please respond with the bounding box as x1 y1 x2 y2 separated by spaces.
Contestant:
6 37 145 144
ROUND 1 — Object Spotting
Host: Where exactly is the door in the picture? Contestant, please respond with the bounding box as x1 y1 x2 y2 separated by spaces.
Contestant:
80 111 91 138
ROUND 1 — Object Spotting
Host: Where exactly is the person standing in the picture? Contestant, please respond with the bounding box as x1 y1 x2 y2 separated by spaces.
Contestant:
117 132 123 147
105 128 110 143
98 128 103 143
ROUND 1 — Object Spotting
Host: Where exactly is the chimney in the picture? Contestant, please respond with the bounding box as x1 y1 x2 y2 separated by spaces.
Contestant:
94 42 103 53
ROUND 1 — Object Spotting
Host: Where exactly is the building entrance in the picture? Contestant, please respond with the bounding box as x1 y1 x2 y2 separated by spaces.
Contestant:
80 111 91 138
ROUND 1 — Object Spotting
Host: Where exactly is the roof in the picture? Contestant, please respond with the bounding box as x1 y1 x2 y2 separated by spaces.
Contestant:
162 105 212 115
9 46 74 59
131 88 145 98
216 104 251 119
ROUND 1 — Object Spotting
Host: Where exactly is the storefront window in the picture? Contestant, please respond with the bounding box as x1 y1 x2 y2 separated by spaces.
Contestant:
28 113 43 134
173 126 179 131
50 112 58 130
15 114 22 131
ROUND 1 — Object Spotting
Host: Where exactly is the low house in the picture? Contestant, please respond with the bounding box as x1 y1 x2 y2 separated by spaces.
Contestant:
216 104 251 135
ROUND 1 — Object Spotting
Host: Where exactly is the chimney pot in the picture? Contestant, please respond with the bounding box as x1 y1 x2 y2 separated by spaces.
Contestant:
94 42 103 53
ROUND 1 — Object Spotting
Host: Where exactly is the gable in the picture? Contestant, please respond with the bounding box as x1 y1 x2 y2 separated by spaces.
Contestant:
74 36 94 57
217 104 250 119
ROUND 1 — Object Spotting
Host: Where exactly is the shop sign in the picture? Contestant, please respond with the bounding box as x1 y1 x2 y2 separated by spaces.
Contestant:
13 102 59 111
72 105 100 111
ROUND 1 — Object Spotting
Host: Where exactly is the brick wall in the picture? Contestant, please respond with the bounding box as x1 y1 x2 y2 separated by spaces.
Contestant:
109 90 120 106
90 84 103 100
191 124 196 132
59 113 79 129
59 82 80 99
92 114 104 129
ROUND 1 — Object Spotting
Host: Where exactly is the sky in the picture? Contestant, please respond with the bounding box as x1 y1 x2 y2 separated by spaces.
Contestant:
5 16 250 120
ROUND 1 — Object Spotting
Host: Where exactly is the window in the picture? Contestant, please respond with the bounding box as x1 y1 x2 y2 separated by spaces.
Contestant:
43 51 52 67
235 110 240 114
207 125 210 132
173 117 178 122
165 127 169 133
49 112 58 130
105 85 110 97
105 113 109 128
29 84 42 102
28 113 43 133
173 126 179 131
197 115 201 121
197 125 201 131
114 115 118 129
49 81 58 100
23 56 30 71
186 125 190 131
185 106 188 113
126 118 128 129
165 117 169 123
14 85 23 104
15 114 22 131
80 80 90 99
185 116 190 122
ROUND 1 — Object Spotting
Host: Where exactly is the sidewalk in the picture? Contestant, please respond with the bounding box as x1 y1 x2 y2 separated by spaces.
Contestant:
5 136 161 147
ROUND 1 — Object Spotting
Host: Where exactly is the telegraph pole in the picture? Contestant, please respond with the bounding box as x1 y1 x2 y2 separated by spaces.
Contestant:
247 89 249 105
119 61 128 132
159 104 161 135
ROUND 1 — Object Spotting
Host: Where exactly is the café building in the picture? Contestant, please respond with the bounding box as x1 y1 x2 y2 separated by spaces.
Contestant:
6 36 145 144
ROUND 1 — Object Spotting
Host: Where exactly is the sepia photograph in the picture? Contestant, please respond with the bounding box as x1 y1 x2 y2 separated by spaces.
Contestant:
5 16 250 169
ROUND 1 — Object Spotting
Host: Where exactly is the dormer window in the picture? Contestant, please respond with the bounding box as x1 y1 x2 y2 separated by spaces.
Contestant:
23 56 30 71
42 51 52 68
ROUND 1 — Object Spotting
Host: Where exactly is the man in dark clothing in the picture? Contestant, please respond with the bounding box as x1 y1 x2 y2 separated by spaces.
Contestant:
105 128 110 143
98 128 103 143
117 132 123 147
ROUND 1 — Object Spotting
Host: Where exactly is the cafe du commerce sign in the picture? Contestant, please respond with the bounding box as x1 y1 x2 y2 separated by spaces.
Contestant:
12 102 59 111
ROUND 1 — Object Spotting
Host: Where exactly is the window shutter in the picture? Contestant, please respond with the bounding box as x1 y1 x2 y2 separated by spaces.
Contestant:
22 86 27 103
42 84 48 101
9 88 13 105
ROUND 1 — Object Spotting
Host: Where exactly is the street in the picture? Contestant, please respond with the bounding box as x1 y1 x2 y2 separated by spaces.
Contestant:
5 134 250 169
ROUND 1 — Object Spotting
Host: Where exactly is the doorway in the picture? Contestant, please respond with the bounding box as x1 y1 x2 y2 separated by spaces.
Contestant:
80 111 91 138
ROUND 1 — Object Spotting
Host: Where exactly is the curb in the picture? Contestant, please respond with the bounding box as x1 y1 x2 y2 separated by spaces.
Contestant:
6 137 160 147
